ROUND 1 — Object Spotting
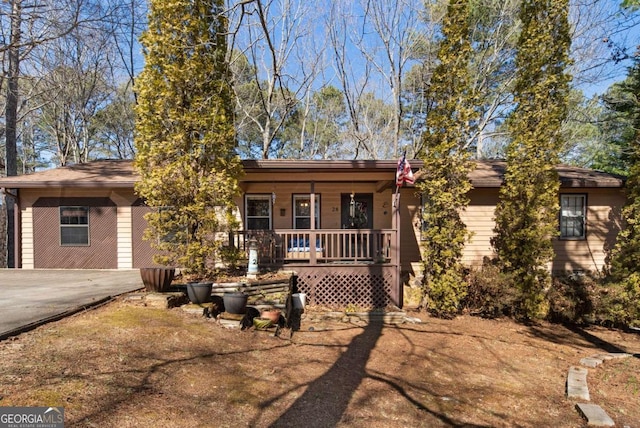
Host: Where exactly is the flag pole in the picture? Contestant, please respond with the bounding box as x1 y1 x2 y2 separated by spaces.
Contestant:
393 151 406 208
393 182 400 207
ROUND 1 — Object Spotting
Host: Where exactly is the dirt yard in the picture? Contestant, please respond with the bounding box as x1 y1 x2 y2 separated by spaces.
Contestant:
0 297 638 428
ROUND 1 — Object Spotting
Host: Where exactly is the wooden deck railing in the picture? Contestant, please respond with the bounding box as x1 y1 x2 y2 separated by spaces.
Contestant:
229 229 396 265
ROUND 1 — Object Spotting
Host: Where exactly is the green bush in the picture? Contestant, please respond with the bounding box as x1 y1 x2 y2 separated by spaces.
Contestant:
546 273 598 324
464 264 640 328
596 273 640 328
424 268 468 319
463 263 518 318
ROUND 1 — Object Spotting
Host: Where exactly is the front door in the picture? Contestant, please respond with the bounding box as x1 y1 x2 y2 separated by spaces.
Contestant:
341 193 373 229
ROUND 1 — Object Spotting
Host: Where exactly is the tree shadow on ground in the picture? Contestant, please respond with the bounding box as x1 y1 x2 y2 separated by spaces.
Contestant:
267 319 493 428
268 319 384 427
526 320 640 358
564 323 634 354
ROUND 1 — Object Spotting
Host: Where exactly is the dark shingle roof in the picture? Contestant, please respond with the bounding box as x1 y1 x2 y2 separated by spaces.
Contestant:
0 159 626 189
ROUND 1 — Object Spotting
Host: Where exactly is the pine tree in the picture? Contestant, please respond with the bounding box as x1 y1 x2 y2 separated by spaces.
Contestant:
134 0 242 277
418 0 476 318
605 56 640 326
491 0 572 319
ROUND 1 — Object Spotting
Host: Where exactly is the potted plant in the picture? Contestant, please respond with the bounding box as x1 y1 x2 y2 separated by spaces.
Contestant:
260 307 281 324
140 267 176 292
223 291 248 314
186 281 213 304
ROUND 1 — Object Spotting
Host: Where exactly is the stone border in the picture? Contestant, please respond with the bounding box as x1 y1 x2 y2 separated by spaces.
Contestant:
566 352 633 427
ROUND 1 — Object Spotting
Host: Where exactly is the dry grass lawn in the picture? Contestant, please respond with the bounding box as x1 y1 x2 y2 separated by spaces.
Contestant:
0 297 638 427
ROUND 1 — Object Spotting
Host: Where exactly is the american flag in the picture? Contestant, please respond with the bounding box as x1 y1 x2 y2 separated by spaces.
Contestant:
396 153 415 187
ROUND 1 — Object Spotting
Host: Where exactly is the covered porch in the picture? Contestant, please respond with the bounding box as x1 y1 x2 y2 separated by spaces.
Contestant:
235 160 412 309
230 228 400 309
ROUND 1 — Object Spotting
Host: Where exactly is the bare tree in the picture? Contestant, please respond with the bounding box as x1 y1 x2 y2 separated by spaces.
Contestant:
569 0 640 91
326 0 440 159
228 0 325 159
351 0 426 157
0 0 106 267
325 1 373 159
104 0 147 98
34 22 113 165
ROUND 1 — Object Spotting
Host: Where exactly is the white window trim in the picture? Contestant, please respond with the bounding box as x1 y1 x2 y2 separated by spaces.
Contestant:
293 194 320 229
560 194 587 240
245 194 272 230
60 206 90 246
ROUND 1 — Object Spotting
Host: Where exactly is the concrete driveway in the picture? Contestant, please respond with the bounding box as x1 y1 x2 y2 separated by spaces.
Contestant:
0 269 144 339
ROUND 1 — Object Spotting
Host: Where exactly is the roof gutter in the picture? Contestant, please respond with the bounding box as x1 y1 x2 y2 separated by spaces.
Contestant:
0 181 137 189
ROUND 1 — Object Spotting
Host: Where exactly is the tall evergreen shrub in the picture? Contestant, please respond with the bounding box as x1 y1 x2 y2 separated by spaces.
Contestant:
418 0 476 318
134 0 242 277
491 0 572 319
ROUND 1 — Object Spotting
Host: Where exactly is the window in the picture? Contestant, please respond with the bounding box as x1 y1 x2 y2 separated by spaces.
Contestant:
560 194 586 239
60 206 89 245
293 195 320 229
246 195 271 230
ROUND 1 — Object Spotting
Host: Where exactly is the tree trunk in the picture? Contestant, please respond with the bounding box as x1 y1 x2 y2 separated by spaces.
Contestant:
4 0 22 268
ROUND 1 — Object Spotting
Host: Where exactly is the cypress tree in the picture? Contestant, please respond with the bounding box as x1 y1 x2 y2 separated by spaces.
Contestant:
134 0 242 277
418 0 476 318
491 0 572 319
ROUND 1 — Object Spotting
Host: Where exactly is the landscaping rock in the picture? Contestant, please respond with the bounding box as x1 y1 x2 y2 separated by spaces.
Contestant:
125 292 188 309
567 366 590 400
575 403 615 427
218 318 241 329
580 356 603 368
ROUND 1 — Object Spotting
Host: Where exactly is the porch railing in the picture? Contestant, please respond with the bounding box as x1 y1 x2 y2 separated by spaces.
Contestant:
229 229 396 265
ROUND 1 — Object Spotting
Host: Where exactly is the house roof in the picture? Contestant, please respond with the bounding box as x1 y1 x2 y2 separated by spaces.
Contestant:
0 159 139 188
468 160 627 188
0 158 626 189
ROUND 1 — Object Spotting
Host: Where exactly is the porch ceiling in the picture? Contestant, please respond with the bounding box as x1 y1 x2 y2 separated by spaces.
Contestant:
239 178 394 193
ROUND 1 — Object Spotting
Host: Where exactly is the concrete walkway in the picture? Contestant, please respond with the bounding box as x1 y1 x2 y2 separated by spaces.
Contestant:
0 269 143 339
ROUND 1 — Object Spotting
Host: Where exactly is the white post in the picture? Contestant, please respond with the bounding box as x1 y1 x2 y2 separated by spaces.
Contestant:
247 238 259 278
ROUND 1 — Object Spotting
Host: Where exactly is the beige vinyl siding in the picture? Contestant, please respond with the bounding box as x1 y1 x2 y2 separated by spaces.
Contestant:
117 206 133 269
21 207 34 269
552 188 625 273
461 188 499 268
403 187 499 271
239 182 395 231
409 187 624 273
401 188 499 271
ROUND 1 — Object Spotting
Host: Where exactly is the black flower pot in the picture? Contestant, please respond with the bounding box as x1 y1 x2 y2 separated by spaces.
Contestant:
140 268 175 292
187 282 213 304
223 292 248 314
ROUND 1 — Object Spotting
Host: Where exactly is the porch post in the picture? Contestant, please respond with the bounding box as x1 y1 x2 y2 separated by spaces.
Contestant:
392 190 402 308
309 181 317 263
310 181 315 231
